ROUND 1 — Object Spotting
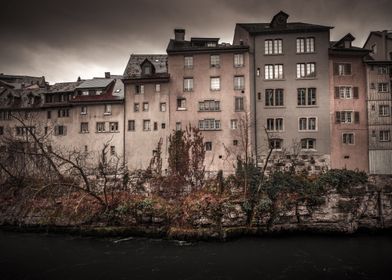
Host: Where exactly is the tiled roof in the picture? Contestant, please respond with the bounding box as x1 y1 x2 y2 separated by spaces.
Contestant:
76 78 114 89
47 81 83 93
0 74 47 89
123 54 168 79
236 22 332 34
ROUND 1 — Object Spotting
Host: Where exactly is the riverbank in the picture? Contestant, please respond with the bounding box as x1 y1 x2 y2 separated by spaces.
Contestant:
1 172 392 241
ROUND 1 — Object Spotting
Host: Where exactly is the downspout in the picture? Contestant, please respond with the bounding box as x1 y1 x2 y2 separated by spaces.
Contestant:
253 35 258 163
123 80 126 166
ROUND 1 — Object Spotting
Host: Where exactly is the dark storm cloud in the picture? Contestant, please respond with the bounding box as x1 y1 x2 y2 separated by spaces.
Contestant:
0 0 391 83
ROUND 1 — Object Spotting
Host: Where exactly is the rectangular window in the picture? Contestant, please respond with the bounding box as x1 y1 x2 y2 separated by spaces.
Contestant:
160 102 166 112
378 83 389 92
128 120 135 131
142 102 149 112
298 117 317 131
154 122 158 131
143 120 151 131
265 40 273 55
199 119 221 130
136 84 144 94
379 105 391 116
57 109 70 118
134 103 140 112
81 106 87 115
184 56 193 68
96 122 105 132
266 118 283 131
338 87 352 99
234 54 244 67
0 126 3 135
104 104 112 115
205 141 212 151
54 125 66 136
234 76 245 90
177 98 187 110
199 100 220 111
265 89 284 106
305 37 315 52
210 55 220 67
334 63 352 76
161 123 166 129
378 66 388 75
110 146 115 156
109 122 119 132
340 111 353 123
380 130 391 142
297 88 317 106
210 77 221 91
297 37 315 53
0 111 11 121
301 138 316 150
342 133 355 144
176 122 182 131
269 138 283 150
297 63 316 78
155 84 161 92
265 39 282 55
296 38 305 53
264 64 283 79
184 78 193 91
235 97 244 111
230 119 238 130
47 111 51 119
80 122 89 133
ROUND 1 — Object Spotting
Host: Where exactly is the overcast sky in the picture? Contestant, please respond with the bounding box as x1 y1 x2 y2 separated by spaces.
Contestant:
1 0 391 83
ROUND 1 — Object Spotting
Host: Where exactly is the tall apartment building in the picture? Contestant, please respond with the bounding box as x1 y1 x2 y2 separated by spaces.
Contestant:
233 11 332 172
166 29 250 174
123 55 171 170
363 31 392 174
329 34 369 171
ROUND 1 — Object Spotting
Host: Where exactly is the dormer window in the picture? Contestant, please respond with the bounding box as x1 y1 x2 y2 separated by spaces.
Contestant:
143 65 151 75
207 42 217 47
141 59 155 76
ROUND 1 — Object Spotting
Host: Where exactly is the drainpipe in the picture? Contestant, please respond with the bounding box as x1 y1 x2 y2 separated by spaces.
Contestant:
253 36 258 164
123 80 126 166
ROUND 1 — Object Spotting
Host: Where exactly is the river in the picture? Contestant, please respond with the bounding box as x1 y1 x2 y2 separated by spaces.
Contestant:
0 231 391 279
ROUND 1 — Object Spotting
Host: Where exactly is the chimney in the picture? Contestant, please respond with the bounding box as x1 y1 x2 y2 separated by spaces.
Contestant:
105 72 111 78
174 29 185 41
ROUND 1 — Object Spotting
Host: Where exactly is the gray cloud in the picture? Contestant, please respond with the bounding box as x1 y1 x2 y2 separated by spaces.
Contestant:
1 0 391 83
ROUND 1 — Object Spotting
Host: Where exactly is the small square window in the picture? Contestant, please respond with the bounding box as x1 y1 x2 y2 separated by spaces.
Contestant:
205 141 212 151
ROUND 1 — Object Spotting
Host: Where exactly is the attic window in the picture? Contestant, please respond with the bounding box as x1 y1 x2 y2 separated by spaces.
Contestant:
143 66 151 75
207 42 217 47
115 89 121 93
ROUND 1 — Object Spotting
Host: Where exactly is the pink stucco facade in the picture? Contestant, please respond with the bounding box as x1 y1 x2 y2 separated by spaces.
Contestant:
329 39 369 172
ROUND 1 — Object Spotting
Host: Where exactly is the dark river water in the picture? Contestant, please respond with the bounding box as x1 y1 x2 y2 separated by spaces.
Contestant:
0 231 391 280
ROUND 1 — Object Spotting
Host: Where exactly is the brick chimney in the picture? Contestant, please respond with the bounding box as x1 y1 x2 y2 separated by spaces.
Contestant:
174 29 185 41
105 72 111 78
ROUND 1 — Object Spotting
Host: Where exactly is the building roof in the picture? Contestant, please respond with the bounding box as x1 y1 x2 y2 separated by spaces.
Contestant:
236 22 332 35
0 74 47 89
329 34 370 55
76 78 114 89
166 39 249 54
47 81 83 93
123 54 168 79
